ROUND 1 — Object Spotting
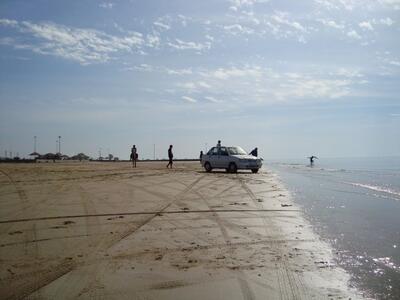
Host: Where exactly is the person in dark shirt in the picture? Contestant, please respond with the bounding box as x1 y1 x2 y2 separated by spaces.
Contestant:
250 147 258 157
308 155 318 166
130 145 137 168
166 145 173 168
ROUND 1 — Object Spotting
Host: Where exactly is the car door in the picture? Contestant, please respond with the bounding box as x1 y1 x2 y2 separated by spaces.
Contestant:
216 147 230 168
209 147 220 168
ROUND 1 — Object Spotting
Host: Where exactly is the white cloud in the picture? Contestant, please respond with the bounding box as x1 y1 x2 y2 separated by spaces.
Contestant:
171 65 361 104
333 68 364 78
315 0 400 11
205 34 214 41
168 39 211 51
314 0 365 11
198 81 212 88
153 21 170 31
0 19 145 64
178 15 191 27
205 96 222 103
378 0 400 10
347 30 362 39
379 17 395 26
134 64 154 71
0 18 18 27
146 33 160 48
182 96 197 103
359 21 374 31
207 66 263 80
223 24 254 35
259 12 310 43
318 19 345 30
389 60 400 66
166 68 193 75
229 0 270 11
277 78 351 100
271 12 307 32
178 82 197 90
99 2 114 9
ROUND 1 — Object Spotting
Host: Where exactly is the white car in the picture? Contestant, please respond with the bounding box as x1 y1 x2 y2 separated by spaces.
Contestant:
201 146 262 173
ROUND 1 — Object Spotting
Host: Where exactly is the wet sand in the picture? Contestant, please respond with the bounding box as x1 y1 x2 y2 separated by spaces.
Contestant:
0 161 361 299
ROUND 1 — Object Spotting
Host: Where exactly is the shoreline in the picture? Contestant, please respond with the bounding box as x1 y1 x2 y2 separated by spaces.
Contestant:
0 161 362 299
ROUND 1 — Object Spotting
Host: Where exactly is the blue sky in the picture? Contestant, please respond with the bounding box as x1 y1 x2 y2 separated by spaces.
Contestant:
0 0 399 159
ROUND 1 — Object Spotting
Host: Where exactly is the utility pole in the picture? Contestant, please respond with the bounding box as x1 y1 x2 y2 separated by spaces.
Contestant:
34 136 37 153
153 144 156 160
58 136 61 154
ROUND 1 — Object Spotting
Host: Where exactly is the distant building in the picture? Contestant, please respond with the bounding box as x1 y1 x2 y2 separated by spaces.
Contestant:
39 153 59 160
29 152 40 159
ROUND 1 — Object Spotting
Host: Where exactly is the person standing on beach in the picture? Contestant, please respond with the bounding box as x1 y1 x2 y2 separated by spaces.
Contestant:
166 145 173 168
308 155 318 166
250 147 258 157
131 145 137 168
199 151 203 164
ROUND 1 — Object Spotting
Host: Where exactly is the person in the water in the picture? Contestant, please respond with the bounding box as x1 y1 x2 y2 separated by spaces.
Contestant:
308 155 318 166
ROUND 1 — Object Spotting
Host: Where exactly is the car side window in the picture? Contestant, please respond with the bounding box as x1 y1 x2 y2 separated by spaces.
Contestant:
220 147 228 156
212 148 219 155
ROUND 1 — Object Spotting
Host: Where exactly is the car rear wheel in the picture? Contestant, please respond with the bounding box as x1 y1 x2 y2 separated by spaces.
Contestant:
251 168 259 174
204 162 212 172
228 162 237 173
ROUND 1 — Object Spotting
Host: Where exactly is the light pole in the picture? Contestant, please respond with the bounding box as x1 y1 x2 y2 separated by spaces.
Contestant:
153 144 156 160
34 136 37 153
58 136 61 154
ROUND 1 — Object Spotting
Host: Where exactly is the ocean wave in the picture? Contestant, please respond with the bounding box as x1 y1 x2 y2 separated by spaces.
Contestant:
347 182 400 198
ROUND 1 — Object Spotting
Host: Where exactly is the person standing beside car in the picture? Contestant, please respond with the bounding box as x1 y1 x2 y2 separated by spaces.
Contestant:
250 147 258 157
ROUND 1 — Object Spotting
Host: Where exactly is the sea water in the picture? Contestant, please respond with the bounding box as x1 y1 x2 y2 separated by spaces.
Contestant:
266 157 400 300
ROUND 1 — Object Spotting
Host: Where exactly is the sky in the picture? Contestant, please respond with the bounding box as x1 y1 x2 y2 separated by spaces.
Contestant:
0 0 399 160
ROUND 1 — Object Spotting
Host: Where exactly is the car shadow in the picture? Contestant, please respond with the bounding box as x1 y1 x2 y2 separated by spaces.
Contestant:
196 170 255 174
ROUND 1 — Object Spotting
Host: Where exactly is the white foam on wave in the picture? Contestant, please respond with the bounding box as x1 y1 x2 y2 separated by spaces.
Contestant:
347 182 400 199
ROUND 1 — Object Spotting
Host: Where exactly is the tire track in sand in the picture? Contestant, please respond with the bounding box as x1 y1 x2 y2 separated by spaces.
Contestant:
104 174 207 248
183 176 256 300
239 178 309 300
0 260 75 300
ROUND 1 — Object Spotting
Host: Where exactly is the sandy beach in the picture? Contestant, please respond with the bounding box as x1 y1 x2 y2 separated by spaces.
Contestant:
0 161 361 299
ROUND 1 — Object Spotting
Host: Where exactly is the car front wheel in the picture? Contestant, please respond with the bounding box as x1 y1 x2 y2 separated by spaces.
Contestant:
204 162 212 172
251 168 259 174
228 162 237 173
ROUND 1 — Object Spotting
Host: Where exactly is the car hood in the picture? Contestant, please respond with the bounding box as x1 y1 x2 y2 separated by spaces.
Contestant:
231 155 259 160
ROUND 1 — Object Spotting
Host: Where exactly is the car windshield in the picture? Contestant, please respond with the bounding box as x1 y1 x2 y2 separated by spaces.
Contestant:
227 147 247 155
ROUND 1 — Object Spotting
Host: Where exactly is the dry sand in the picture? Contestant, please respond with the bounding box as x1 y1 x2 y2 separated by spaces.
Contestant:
0 161 362 299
